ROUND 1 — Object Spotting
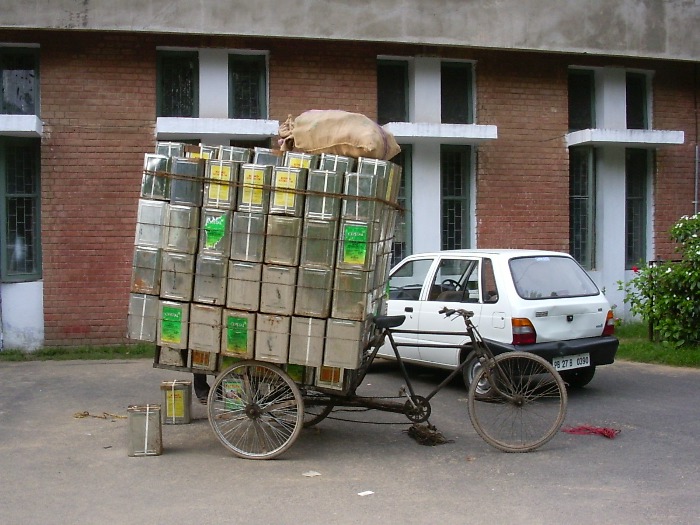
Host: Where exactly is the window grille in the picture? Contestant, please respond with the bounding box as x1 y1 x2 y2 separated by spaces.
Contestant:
1 48 37 115
441 146 471 250
568 69 595 131
229 55 267 119
390 145 412 267
157 51 198 118
569 147 596 269
441 62 473 124
377 60 408 125
625 149 648 268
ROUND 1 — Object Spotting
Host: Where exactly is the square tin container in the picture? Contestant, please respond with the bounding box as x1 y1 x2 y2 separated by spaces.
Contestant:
331 269 374 321
188 303 223 353
127 404 162 457
260 265 297 316
157 300 189 350
284 364 317 386
336 219 381 271
253 147 284 167
300 218 338 269
185 143 218 160
318 153 356 175
155 141 185 158
156 346 187 367
237 164 272 213
193 254 228 305
284 152 319 170
160 251 195 302
315 365 347 391
226 261 261 312
324 317 371 369
203 159 239 210
221 309 256 358
199 208 232 257
127 293 159 342
164 204 199 254
305 170 344 220
219 145 252 162
269 166 307 216
255 314 290 364
230 212 266 263
169 157 204 207
135 199 167 249
264 215 302 266
294 266 333 318
160 380 192 425
189 349 218 371
341 172 381 222
131 246 161 295
288 316 325 367
141 153 169 201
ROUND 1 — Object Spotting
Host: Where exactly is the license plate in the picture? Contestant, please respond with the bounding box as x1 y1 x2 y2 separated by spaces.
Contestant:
552 353 590 372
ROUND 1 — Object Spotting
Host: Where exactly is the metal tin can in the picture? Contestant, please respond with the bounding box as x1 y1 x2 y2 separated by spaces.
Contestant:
165 204 199 254
264 215 302 266
289 316 325 367
157 300 190 349
221 310 256 358
169 157 204 207
295 266 333 318
204 159 239 210
127 404 163 457
226 261 261 312
305 170 343 220
300 218 338 269
160 251 195 302
332 269 374 321
131 246 162 295
284 151 319 170
193 254 228 305
156 141 184 158
269 166 307 216
160 380 192 425
231 212 267 262
237 164 272 213
141 153 169 200
127 293 159 342
188 303 222 353
135 199 167 248
260 265 297 316
199 208 232 257
255 314 291 364
253 147 284 167
218 145 252 163
342 172 380 222
318 153 356 175
324 317 371 369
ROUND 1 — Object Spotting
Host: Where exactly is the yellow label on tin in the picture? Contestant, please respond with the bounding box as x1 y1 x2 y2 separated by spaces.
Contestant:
165 390 185 418
208 164 231 202
273 172 298 209
241 168 265 206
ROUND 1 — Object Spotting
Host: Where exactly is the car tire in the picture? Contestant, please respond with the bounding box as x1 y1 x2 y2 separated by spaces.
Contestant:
559 366 596 388
462 350 491 397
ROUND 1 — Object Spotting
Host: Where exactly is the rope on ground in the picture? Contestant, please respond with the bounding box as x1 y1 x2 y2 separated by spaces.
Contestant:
561 425 621 439
73 411 127 420
404 422 454 446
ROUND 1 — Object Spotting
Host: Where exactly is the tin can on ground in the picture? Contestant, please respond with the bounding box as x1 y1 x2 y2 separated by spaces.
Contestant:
188 303 222 353
127 404 163 457
165 204 199 254
226 261 261 311
160 380 192 425
231 211 267 262
237 164 272 213
255 314 290 364
264 215 302 266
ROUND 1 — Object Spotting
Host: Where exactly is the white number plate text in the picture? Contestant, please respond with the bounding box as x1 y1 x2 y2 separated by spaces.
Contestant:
552 353 590 371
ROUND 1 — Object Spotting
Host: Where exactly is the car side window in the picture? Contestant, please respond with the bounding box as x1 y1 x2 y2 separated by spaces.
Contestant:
429 258 479 302
388 258 434 301
481 258 499 303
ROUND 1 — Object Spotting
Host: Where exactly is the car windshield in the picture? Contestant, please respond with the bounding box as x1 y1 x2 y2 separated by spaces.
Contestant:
509 256 600 299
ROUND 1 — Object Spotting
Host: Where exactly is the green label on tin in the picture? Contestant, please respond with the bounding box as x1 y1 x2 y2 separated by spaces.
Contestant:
226 316 248 353
161 305 182 344
204 214 227 249
343 224 368 265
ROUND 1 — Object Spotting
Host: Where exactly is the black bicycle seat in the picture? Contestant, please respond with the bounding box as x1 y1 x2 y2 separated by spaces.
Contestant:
373 315 406 330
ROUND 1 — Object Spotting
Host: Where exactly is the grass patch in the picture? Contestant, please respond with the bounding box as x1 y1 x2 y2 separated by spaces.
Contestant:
0 343 155 362
616 322 700 368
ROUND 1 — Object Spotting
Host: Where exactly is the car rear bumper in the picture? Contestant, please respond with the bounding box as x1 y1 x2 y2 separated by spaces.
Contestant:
482 336 619 367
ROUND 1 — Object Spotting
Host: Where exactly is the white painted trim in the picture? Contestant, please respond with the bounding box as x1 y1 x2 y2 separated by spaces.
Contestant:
383 122 497 145
565 128 685 148
156 117 279 140
0 115 43 136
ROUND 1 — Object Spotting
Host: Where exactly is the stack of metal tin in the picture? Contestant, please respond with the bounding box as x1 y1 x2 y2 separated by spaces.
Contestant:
127 142 401 393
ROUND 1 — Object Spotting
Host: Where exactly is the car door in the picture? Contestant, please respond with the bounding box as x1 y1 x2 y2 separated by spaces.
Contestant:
382 256 438 360
416 256 482 367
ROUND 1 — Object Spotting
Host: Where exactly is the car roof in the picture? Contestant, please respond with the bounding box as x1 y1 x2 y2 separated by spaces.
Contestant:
402 249 572 259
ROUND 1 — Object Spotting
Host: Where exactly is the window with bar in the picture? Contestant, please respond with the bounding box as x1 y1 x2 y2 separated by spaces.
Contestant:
377 60 408 125
157 51 199 118
441 145 471 251
229 55 267 119
1 138 41 282
625 149 649 268
441 62 473 124
626 72 649 130
390 145 412 267
569 146 596 269
1 47 38 115
568 69 595 131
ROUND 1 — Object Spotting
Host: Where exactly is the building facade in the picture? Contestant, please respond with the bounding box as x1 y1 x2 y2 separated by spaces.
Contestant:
0 1 698 349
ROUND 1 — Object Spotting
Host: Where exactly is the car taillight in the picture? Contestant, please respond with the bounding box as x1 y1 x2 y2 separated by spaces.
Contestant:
602 309 615 336
512 318 537 345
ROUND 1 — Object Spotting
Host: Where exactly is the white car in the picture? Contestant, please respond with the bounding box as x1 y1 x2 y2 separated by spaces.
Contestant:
379 249 618 391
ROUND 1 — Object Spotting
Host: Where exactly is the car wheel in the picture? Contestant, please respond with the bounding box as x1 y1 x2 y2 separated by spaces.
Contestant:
462 351 491 397
559 366 596 388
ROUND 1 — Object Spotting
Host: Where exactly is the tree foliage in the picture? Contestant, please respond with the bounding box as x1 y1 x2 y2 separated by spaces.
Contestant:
620 214 700 347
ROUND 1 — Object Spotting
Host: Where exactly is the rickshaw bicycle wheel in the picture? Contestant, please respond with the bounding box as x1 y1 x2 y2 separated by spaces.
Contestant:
207 360 304 460
302 391 334 428
468 353 567 453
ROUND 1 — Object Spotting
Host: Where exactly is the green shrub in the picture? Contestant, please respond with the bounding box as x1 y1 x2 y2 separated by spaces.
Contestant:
620 213 700 347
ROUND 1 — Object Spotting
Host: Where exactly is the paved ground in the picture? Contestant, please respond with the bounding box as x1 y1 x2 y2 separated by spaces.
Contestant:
1 358 699 524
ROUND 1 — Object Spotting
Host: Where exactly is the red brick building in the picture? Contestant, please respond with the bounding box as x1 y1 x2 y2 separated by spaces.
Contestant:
0 1 697 349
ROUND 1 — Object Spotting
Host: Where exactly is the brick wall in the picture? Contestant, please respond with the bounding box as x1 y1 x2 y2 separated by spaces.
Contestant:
476 51 570 251
651 62 699 260
40 32 157 346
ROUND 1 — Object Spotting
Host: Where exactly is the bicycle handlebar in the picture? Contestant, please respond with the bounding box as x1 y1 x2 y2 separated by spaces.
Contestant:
438 306 474 319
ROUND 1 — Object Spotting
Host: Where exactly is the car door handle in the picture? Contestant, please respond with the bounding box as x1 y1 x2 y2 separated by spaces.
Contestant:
404 306 414 312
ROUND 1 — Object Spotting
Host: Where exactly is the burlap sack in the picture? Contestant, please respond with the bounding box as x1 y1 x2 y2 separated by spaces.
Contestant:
278 110 401 160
